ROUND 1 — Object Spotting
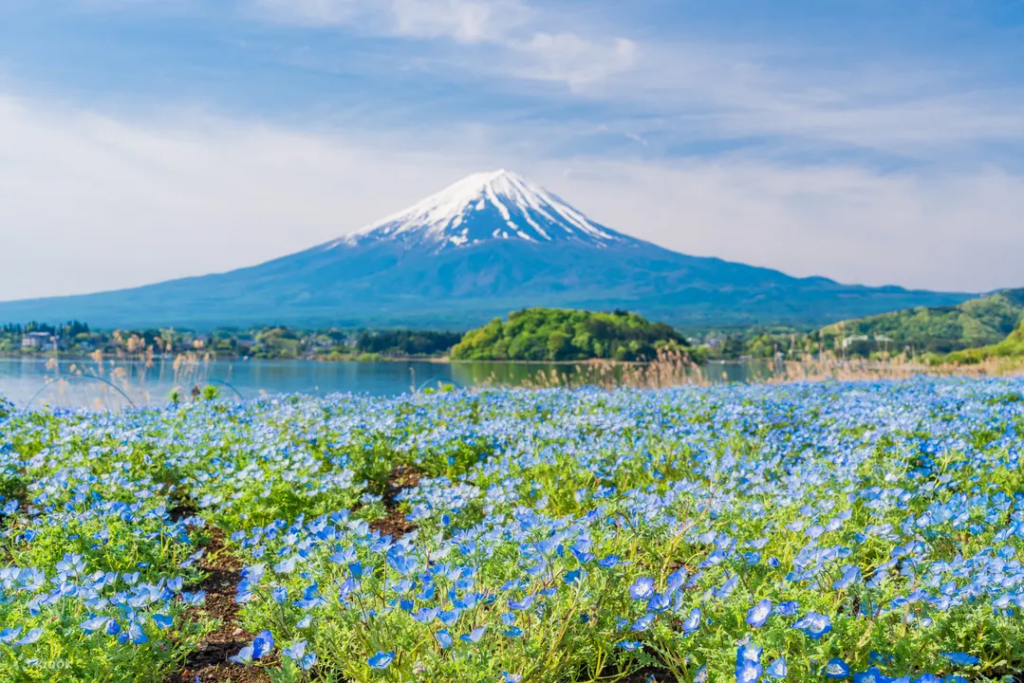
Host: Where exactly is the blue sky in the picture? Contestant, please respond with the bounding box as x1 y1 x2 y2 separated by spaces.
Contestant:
1 0 1022 300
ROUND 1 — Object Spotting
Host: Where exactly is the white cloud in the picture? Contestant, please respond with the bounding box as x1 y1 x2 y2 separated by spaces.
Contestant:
551 159 1024 293
1 95 1021 303
514 33 637 90
389 0 528 43
251 0 364 26
248 0 634 90
594 40 1024 158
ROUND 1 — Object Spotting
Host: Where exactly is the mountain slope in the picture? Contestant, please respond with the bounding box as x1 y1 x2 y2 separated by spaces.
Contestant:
0 170 972 329
821 288 1024 354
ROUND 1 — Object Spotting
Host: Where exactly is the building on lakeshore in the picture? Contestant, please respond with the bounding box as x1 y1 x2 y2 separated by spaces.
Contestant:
21 332 56 350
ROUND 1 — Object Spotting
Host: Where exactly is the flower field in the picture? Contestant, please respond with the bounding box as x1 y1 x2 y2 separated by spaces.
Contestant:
0 378 1023 683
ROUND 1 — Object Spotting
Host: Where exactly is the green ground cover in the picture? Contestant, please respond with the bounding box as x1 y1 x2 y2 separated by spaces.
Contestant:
0 379 1023 682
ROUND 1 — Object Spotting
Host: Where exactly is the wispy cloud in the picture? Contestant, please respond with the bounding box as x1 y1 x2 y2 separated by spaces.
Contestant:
249 0 636 89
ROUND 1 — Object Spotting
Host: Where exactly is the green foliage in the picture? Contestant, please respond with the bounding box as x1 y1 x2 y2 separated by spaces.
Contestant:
821 288 1024 355
946 319 1024 365
451 308 690 362
355 330 462 357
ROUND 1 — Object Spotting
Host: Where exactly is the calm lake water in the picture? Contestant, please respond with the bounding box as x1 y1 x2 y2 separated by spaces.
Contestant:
0 356 774 410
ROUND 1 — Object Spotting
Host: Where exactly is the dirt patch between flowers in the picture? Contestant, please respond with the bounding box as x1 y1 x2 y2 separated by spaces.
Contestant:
369 465 423 540
167 529 270 683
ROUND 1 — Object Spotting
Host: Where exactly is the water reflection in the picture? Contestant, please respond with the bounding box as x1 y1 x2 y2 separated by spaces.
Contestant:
0 356 776 410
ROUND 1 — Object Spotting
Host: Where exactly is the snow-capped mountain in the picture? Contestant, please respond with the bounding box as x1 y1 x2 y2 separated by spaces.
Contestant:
0 171 971 329
326 170 625 251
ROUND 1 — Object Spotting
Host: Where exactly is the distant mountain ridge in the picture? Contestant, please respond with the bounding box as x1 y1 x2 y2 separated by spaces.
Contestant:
0 170 972 329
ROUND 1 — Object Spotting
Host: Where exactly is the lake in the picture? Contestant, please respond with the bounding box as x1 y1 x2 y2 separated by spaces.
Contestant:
0 356 777 410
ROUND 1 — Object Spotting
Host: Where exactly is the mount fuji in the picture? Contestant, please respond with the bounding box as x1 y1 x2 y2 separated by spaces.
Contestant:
0 170 970 329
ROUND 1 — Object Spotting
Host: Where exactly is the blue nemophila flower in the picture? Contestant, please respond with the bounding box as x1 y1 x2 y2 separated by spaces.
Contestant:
913 675 940 683
630 577 655 600
252 630 274 659
181 591 205 606
435 629 453 649
631 613 655 632
616 640 644 651
283 640 317 671
647 592 671 613
503 673 523 683
766 658 787 679
14 628 41 647
666 567 687 591
229 646 254 665
682 607 702 635
833 565 861 590
793 612 832 639
368 651 395 669
598 555 620 569
747 599 772 628
773 601 799 617
387 551 418 576
940 652 979 666
124 622 148 645
824 659 850 679
461 626 486 644
735 642 763 683
853 667 890 683
509 595 534 610
151 614 173 630
79 616 110 634
564 569 585 585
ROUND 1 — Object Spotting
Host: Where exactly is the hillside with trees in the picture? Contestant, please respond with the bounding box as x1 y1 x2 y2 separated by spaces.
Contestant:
818 288 1024 355
450 308 692 362
945 320 1024 364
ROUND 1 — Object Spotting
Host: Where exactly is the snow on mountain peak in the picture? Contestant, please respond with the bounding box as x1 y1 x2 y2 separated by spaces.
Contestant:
328 170 627 251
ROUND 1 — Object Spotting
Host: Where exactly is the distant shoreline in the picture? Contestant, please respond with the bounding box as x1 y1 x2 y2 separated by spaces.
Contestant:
0 352 684 367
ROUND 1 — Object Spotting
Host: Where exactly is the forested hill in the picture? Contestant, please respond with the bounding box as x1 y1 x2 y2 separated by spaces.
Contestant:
946 319 1024 364
450 308 690 362
820 288 1024 354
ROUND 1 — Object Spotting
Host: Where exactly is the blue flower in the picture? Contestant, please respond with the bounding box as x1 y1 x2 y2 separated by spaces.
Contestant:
682 607 702 635
151 614 173 630
228 646 254 664
252 630 274 659
368 651 395 669
616 640 644 651
746 599 772 628
283 640 317 671
13 628 42 647
631 613 655 632
853 668 890 683
127 621 148 645
629 577 655 600
564 569 585 585
79 617 109 634
766 658 787 679
824 659 850 679
736 641 763 682
792 612 832 639
833 565 861 590
460 626 486 644
940 652 979 666
435 629 453 649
